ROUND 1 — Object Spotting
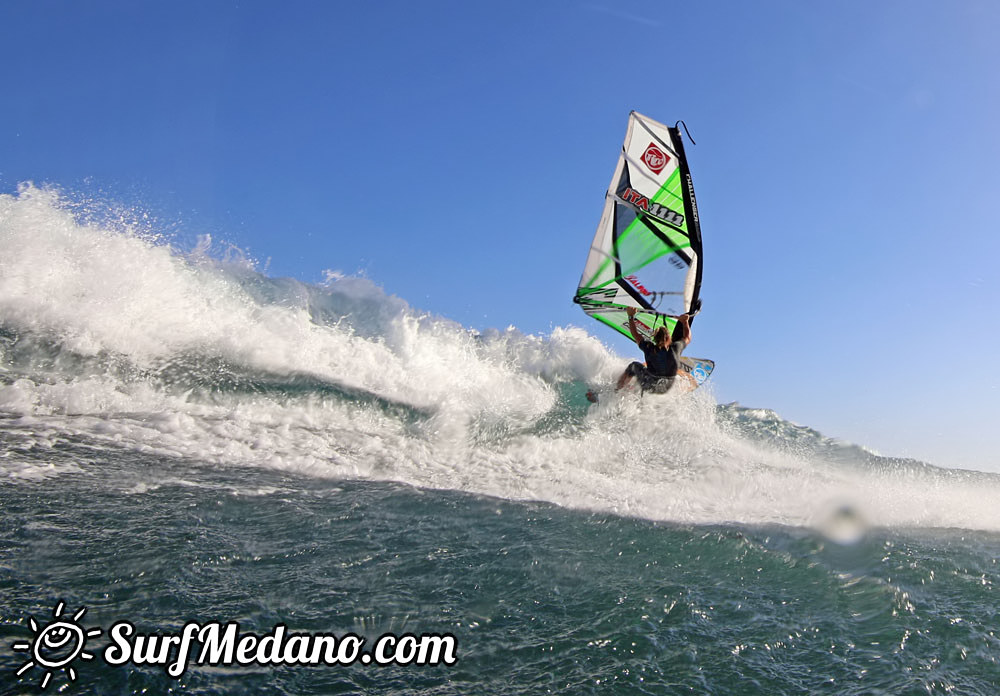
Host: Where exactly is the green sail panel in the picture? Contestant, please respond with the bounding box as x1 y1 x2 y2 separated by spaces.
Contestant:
574 111 703 342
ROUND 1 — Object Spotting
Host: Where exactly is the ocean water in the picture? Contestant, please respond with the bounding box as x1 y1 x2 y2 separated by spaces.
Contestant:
2 184 1000 695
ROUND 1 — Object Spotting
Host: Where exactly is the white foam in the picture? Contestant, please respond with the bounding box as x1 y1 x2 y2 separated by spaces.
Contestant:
3 184 1000 533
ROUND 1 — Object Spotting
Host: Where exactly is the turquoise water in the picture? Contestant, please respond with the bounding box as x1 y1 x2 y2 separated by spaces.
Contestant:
3 185 1000 694
3 447 1000 695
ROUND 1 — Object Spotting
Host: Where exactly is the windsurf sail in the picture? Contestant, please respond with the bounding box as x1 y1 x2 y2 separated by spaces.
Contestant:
574 111 703 342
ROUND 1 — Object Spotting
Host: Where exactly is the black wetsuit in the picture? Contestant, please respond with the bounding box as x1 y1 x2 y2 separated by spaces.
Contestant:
626 339 685 393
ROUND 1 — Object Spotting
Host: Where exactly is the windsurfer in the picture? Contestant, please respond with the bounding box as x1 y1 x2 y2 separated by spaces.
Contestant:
585 307 692 403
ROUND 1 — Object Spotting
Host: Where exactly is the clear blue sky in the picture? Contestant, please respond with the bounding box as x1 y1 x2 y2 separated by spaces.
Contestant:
2 0 998 470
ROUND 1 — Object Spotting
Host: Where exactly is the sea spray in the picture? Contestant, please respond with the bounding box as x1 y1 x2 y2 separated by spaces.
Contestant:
5 184 1000 694
2 183 1000 533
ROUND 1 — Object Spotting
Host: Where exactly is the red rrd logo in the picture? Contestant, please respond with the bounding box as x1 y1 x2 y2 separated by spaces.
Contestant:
642 143 669 174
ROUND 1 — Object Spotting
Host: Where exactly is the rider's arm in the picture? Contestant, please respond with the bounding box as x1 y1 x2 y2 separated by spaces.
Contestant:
672 313 692 345
625 307 643 344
